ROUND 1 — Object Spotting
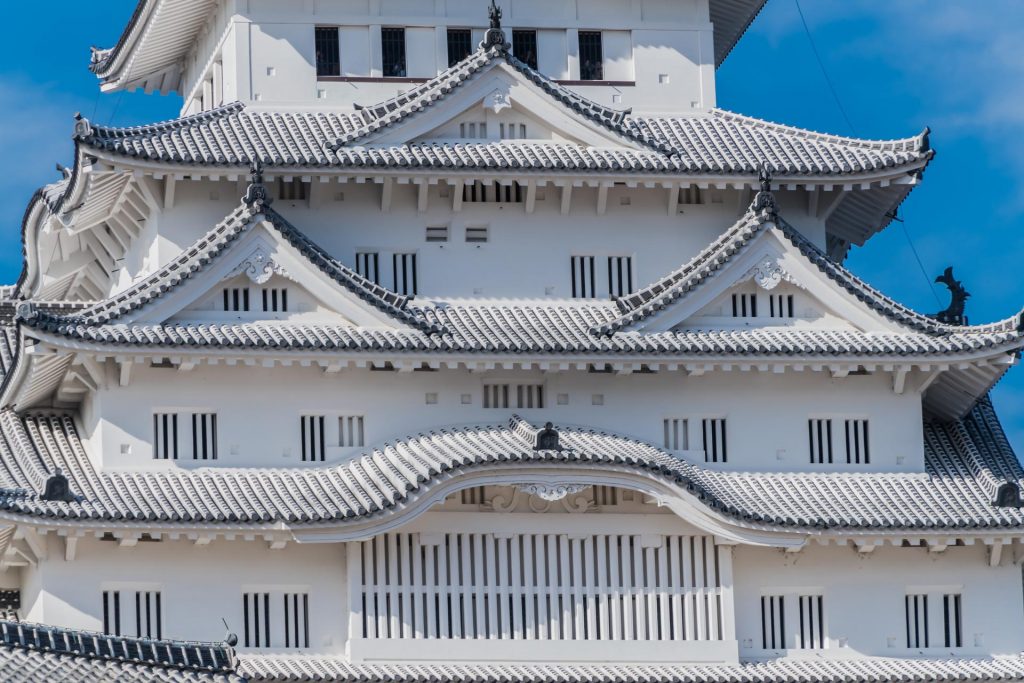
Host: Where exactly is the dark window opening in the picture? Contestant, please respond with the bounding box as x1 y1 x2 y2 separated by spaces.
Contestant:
513 30 538 69
382 28 407 77
315 27 341 77
579 31 604 80
447 28 472 67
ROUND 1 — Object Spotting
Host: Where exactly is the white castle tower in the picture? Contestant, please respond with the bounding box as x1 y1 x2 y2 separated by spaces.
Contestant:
0 1 1022 681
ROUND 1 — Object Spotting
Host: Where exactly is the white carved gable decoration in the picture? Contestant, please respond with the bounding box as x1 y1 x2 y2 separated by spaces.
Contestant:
737 256 801 291
516 483 590 501
483 86 512 114
226 245 291 285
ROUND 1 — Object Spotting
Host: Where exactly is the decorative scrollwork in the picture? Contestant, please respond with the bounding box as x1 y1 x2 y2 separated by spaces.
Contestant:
517 483 590 502
229 247 287 285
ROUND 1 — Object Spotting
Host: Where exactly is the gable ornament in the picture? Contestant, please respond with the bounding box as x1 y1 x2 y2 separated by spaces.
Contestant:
932 266 970 326
483 86 512 114
517 483 590 502
229 246 288 285
481 0 510 50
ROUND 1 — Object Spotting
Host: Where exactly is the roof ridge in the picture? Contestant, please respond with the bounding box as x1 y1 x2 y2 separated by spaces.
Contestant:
0 618 238 674
708 108 930 149
80 102 246 140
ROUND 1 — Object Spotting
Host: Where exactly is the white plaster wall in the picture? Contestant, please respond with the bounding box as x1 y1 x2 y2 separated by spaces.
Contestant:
21 536 348 648
733 543 1024 657
202 0 715 113
131 180 828 302
88 364 924 473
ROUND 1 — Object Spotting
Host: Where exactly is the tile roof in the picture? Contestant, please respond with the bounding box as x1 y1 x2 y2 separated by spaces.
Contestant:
0 398 1021 530
240 654 1024 683
604 206 1024 336
75 103 929 178
21 203 438 335
0 618 241 682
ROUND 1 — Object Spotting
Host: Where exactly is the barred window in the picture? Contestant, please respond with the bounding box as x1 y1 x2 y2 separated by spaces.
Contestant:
338 416 365 448
571 256 596 298
153 413 178 460
844 419 870 464
607 256 633 297
223 288 250 312
769 293 794 318
381 28 407 77
578 31 604 80
392 253 418 295
701 418 727 463
243 592 310 649
315 27 341 77
513 30 538 69
796 595 824 649
301 415 326 462
663 418 688 450
808 419 833 464
191 413 217 461
483 383 544 409
761 595 785 649
103 590 162 639
447 28 472 67
355 251 380 285
731 293 757 318
262 288 288 313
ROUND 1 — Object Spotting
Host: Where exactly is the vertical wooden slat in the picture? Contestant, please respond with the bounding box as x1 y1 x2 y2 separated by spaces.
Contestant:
523 534 536 640
609 534 621 640
704 538 719 641
425 540 437 639
572 536 585 639
544 535 558 639
717 543 736 643
442 534 454 638
387 533 401 639
584 535 596 640
472 533 486 638
509 534 522 639
632 536 647 639
347 542 364 641
374 535 387 638
669 536 684 641
596 534 609 641
411 534 424 639
645 545 658 640
693 535 707 640
558 534 571 640
459 533 472 638
682 536 694 641
497 535 510 638
486 534 499 639
620 535 634 640
657 538 670 640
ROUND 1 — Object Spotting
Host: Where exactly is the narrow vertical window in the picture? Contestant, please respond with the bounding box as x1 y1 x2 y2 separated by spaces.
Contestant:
807 419 834 464
153 413 179 460
355 251 380 285
731 293 757 318
905 593 930 648
301 415 326 462
844 419 870 464
102 590 122 636
243 592 272 648
760 595 785 649
578 31 604 80
223 288 251 312
392 253 418 295
135 591 162 639
769 293 794 318
663 418 689 450
283 593 310 648
483 384 511 409
943 593 962 648
191 413 217 461
797 595 824 649
262 288 288 313
447 28 472 66
606 256 634 297
338 416 365 448
315 27 341 77
512 29 538 69
701 418 727 463
381 28 407 77
571 255 596 298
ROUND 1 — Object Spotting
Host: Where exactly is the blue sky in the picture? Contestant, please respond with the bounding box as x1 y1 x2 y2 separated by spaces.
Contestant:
3 1 1024 443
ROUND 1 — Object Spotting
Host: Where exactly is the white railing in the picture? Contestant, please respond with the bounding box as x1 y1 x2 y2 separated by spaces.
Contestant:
353 532 725 643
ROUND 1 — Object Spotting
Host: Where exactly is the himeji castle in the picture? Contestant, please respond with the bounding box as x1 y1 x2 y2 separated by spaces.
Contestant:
1 0 1024 681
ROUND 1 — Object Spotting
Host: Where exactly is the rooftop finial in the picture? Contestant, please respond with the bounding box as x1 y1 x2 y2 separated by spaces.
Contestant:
752 160 777 217
242 159 272 210
933 266 970 326
481 0 510 51
488 0 502 29
40 469 75 503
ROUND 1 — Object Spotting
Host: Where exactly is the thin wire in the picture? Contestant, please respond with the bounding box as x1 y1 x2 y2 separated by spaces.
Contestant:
107 91 126 126
793 0 857 135
794 0 940 304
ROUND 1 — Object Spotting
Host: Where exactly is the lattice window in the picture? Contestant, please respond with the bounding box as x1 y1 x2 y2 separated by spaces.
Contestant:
905 594 929 648
278 178 309 201
462 181 523 203
769 294 794 318
701 418 727 463
459 122 487 139
513 30 538 69
103 590 162 639
571 256 596 298
797 595 824 649
315 27 341 76
578 31 604 80
484 383 544 409
355 251 380 285
355 533 724 641
262 288 288 313
760 595 785 649
808 419 833 464
339 416 365 448
301 415 326 462
223 288 250 312
243 591 310 649
447 28 472 66
392 253 418 295
663 418 689 451
153 413 178 460
844 419 870 464
191 413 218 460
426 226 449 243
499 123 528 140
381 28 407 77
607 256 634 298
465 226 489 243
731 293 756 318
943 594 962 648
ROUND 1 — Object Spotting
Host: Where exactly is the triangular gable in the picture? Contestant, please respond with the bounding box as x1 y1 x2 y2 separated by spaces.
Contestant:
330 37 670 154
26 199 439 334
597 202 964 337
